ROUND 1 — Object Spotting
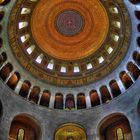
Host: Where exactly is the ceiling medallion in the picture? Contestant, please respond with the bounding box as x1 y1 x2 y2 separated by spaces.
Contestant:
55 9 84 37
8 0 131 87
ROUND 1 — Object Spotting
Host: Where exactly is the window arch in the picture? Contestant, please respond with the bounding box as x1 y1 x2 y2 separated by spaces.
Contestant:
0 63 13 81
28 86 40 104
9 114 41 140
17 128 25 140
120 71 133 89
7 72 20 90
116 128 124 140
127 62 140 80
54 93 63 109
100 86 111 103
19 80 31 98
109 80 121 97
0 52 7 66
99 113 133 140
90 90 100 107
77 93 86 109
133 51 140 66
65 94 75 110
40 90 50 107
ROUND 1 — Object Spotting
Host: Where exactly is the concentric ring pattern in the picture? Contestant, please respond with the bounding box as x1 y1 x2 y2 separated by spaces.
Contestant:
8 0 130 87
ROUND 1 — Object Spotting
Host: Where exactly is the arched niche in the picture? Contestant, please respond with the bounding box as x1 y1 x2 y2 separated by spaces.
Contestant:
109 80 121 97
0 63 13 81
120 71 133 89
19 80 31 98
65 94 75 110
77 93 86 109
100 86 111 103
98 113 133 140
40 90 50 107
28 86 40 104
54 93 63 109
127 62 140 81
9 114 41 140
54 123 87 140
7 72 20 90
90 90 100 107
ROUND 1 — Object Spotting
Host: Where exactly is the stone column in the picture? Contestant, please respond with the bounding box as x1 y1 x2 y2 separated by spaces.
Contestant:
97 88 102 104
14 79 24 94
85 94 91 108
116 77 126 94
74 94 77 109
49 94 55 108
38 90 43 105
107 85 113 99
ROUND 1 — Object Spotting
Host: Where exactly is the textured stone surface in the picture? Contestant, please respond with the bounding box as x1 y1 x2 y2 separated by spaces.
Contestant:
0 77 140 140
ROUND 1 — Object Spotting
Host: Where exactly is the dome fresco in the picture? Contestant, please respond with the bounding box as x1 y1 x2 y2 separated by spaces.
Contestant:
0 0 140 140
0 0 139 111
8 0 130 87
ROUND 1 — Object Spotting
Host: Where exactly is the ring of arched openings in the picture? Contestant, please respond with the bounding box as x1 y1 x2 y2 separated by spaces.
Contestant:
0 0 139 110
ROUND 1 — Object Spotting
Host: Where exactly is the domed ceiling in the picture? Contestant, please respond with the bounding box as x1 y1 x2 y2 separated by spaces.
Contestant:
8 0 130 87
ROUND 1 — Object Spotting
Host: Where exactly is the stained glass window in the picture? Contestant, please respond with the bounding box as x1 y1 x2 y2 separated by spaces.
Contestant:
117 128 124 140
17 129 25 140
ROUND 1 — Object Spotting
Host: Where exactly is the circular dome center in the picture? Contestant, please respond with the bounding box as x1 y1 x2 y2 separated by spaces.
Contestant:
55 10 84 36
31 0 109 60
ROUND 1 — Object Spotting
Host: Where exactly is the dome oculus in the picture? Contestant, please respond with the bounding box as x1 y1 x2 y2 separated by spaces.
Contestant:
55 9 84 37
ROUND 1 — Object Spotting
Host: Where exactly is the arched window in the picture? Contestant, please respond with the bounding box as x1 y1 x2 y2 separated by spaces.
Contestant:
65 94 75 110
40 90 50 107
127 62 140 80
116 128 124 140
120 71 133 89
90 90 100 107
100 86 111 103
54 93 63 109
7 72 20 90
17 129 25 140
99 114 133 140
28 86 40 104
109 80 121 97
19 80 31 98
133 51 140 66
0 52 7 66
9 114 41 140
0 63 13 81
77 93 86 109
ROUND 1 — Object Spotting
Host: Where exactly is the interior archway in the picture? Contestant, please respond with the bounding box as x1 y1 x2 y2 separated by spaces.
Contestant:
54 123 87 140
9 114 41 140
98 113 133 140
